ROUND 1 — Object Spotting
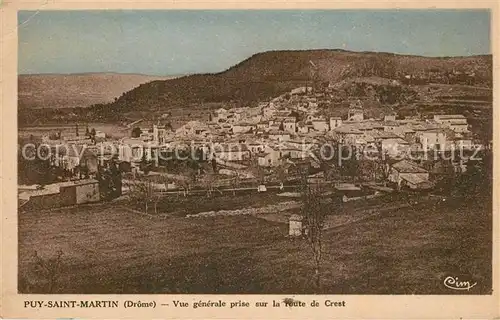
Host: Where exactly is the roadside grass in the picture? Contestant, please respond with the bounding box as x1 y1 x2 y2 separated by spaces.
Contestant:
18 193 491 294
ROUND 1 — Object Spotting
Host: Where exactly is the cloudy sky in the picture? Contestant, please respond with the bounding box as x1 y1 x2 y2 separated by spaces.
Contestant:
18 10 491 75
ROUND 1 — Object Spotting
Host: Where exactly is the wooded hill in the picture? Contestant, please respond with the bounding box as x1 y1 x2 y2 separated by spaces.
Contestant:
19 49 492 128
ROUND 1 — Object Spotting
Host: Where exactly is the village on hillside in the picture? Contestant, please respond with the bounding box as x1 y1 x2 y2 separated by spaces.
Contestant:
18 81 490 212
17 76 494 294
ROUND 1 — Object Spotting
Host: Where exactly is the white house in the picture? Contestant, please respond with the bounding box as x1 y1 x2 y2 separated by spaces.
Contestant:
433 114 469 133
333 126 364 144
329 117 343 130
380 138 411 157
94 130 106 139
289 214 304 237
283 118 297 134
384 114 397 121
418 129 448 151
312 118 329 132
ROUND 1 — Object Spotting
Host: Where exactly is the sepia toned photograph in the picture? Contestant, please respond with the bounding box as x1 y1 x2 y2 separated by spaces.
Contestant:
16 9 493 296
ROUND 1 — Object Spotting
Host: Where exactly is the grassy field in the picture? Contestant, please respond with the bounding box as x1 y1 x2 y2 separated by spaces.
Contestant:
18 193 492 294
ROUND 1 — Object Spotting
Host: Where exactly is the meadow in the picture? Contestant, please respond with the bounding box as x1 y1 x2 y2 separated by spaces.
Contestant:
18 192 492 294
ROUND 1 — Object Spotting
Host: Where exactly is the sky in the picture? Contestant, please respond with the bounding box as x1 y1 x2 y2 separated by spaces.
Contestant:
18 10 491 76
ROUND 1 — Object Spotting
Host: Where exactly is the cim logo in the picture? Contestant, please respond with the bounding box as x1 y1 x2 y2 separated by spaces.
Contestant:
443 275 477 291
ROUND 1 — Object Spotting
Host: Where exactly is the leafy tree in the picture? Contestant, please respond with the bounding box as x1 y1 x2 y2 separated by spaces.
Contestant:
339 145 360 182
275 165 288 184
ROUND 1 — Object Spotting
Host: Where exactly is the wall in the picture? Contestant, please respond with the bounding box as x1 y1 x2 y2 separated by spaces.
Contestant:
75 183 100 204
24 193 65 210
59 186 77 206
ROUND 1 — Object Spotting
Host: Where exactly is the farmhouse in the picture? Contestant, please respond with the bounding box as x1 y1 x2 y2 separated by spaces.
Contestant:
388 160 433 190
311 118 329 132
19 179 100 210
333 126 364 144
283 118 297 134
418 129 448 151
433 114 469 133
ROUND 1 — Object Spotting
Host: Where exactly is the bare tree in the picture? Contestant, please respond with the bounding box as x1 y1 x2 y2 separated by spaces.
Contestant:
126 179 154 213
201 173 216 197
32 250 64 293
152 175 170 214
230 172 240 195
300 173 329 291
177 178 191 197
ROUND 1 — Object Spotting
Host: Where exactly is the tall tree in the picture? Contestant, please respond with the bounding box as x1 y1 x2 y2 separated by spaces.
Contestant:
300 172 329 291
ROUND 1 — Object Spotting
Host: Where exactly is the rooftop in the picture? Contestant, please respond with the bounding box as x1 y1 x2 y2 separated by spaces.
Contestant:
392 160 428 173
401 173 429 185
434 114 466 120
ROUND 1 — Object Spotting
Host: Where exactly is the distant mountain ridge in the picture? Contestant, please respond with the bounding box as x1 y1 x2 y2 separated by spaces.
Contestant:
18 73 177 109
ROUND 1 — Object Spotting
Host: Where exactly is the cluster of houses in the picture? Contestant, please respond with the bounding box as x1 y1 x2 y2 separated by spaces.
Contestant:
103 85 479 188
21 84 483 205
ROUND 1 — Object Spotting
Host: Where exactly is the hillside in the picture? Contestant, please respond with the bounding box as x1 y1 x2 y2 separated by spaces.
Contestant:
18 50 492 129
98 50 492 116
18 73 176 109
